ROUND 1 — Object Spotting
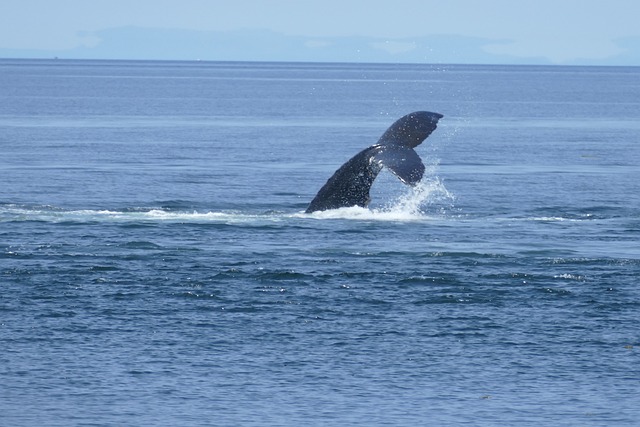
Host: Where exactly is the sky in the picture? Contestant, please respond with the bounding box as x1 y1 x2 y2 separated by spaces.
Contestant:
1 0 640 65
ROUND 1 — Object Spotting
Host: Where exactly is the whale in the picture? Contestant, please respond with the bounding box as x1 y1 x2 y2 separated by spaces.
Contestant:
306 111 443 213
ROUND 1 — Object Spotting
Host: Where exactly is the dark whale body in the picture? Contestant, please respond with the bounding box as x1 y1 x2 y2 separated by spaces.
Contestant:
306 111 443 213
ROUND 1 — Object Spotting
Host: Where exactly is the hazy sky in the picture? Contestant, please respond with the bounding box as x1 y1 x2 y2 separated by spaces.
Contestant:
2 0 640 64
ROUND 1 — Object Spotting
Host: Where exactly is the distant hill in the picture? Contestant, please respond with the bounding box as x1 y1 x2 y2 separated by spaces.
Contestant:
2 27 638 65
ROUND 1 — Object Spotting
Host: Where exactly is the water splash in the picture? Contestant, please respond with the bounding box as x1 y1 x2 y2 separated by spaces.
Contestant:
381 177 455 216
304 177 455 221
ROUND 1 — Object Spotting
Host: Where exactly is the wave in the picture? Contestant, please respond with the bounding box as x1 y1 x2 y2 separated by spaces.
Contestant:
0 204 443 225
0 178 457 224
2 177 622 225
0 204 617 226
0 204 282 225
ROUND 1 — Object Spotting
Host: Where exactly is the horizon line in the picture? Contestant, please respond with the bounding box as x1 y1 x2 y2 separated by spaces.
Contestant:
2 56 638 68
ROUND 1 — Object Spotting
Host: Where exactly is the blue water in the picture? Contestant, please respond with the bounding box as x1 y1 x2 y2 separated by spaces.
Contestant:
1 59 639 426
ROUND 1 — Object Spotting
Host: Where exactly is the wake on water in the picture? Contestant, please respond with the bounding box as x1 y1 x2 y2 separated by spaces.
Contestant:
0 178 455 225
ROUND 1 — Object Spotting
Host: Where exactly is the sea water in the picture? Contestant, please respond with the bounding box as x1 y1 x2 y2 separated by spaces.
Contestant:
1 59 639 426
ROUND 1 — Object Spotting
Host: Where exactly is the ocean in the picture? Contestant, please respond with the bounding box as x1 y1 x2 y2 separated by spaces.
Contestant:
1 59 639 426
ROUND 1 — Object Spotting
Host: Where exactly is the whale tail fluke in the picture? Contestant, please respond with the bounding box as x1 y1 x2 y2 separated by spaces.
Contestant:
373 145 425 186
306 111 443 213
377 111 443 148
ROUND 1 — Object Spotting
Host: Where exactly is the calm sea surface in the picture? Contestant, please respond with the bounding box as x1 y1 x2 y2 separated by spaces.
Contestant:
1 59 639 426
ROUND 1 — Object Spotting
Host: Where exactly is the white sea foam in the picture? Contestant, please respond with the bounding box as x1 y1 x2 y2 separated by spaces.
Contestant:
1 178 453 225
1 178 455 224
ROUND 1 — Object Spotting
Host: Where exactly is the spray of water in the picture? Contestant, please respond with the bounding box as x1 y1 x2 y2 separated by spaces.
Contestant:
379 176 455 217
304 175 455 221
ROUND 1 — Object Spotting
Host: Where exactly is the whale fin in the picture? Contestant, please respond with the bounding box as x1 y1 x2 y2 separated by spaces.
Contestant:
377 111 443 148
306 111 443 213
373 145 424 186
